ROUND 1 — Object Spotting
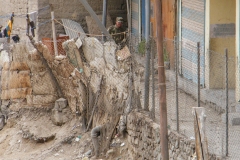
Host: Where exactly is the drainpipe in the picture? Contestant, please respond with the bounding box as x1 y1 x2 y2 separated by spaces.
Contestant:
102 0 107 41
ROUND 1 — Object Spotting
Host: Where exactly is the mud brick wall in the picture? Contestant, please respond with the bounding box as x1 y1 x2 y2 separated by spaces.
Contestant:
127 111 205 160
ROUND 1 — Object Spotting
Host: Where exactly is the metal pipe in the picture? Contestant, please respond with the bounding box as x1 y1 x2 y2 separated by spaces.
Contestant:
155 0 169 159
225 48 229 156
102 0 107 41
174 36 179 132
143 0 151 111
126 0 131 31
79 0 111 39
150 38 155 120
51 11 58 56
197 42 200 107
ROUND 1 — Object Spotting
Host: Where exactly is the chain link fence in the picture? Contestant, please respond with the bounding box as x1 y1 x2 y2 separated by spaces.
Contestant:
1 2 240 159
163 38 240 159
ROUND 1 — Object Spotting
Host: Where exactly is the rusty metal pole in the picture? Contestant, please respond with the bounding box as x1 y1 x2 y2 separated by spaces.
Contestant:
154 0 169 159
225 48 229 156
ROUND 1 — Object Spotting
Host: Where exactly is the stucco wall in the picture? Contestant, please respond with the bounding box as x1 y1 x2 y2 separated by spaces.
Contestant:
209 0 236 89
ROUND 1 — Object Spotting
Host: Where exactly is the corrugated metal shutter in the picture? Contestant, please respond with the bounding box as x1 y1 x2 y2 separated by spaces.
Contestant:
181 0 205 85
131 0 139 35
61 19 86 39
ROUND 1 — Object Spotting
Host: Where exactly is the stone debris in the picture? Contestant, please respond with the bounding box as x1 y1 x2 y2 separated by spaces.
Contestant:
51 98 70 126
21 124 55 143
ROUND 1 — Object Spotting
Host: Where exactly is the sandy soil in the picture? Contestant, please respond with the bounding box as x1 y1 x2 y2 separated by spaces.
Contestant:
0 107 128 160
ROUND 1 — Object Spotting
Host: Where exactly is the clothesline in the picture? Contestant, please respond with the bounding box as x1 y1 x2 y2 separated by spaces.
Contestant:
0 5 50 19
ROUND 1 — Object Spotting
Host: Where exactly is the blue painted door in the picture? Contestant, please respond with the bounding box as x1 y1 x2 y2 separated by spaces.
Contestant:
181 0 205 85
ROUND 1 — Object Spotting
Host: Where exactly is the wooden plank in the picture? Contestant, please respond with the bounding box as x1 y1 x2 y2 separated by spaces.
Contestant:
192 107 208 160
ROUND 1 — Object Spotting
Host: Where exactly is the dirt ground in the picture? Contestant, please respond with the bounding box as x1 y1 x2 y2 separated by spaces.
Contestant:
0 107 129 160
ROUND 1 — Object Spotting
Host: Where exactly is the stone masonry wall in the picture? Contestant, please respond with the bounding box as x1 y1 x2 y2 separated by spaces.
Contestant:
127 111 196 160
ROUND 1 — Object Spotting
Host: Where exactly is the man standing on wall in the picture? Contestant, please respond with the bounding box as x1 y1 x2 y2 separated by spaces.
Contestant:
107 17 126 49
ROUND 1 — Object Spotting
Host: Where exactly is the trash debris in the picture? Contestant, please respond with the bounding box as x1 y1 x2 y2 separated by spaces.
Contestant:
190 136 195 140
75 135 82 142
84 150 92 157
54 153 59 156
120 142 125 147
75 137 80 142
106 149 114 158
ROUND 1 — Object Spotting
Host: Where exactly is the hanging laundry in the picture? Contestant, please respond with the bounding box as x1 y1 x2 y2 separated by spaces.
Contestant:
4 12 14 38
26 11 37 37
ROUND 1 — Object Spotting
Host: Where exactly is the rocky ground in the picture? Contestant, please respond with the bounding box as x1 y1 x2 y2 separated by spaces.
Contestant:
0 107 129 160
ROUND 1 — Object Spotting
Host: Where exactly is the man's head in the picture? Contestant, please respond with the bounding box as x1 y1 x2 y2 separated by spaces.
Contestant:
115 17 123 28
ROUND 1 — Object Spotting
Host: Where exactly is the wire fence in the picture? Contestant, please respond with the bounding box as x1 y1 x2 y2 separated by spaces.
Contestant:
0 2 240 159
162 38 240 160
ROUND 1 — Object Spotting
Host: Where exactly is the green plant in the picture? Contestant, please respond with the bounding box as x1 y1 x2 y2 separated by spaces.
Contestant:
138 40 146 56
163 44 169 62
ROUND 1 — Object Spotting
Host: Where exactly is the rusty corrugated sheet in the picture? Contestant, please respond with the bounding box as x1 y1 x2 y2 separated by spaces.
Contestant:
61 19 86 39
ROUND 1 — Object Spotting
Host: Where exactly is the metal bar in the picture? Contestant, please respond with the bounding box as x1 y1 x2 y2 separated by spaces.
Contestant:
197 42 200 107
79 0 111 38
102 0 107 41
51 10 58 56
174 36 179 132
225 48 229 156
126 0 131 33
143 0 151 111
155 0 169 159
150 38 155 120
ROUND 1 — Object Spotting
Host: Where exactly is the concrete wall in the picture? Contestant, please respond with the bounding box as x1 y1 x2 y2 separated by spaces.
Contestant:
0 0 127 41
208 0 236 89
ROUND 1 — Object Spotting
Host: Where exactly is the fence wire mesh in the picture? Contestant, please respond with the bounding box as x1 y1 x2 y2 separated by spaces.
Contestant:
163 38 240 159
1 3 240 158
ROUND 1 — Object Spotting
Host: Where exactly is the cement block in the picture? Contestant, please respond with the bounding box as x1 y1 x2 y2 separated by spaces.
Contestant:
55 98 68 111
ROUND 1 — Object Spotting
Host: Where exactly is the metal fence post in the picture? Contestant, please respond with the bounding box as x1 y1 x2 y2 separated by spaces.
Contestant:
51 6 58 56
225 48 229 157
150 38 155 120
143 0 151 111
197 42 200 107
174 36 179 132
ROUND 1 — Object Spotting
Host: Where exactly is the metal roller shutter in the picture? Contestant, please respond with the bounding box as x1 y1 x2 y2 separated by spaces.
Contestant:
131 0 139 35
181 0 205 85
